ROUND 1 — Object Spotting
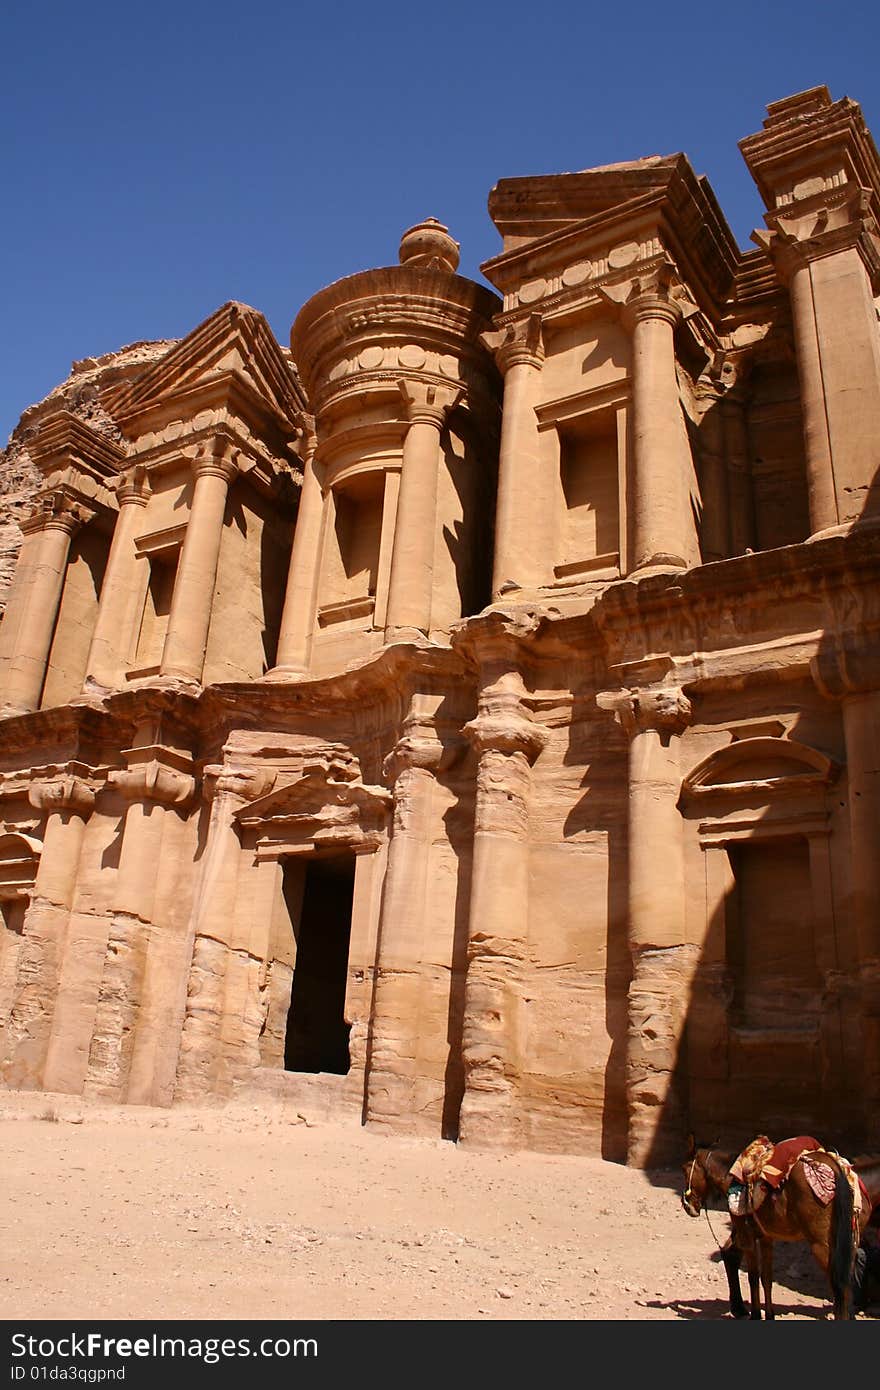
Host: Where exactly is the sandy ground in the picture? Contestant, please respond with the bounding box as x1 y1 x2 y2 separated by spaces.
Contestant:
0 1090 874 1323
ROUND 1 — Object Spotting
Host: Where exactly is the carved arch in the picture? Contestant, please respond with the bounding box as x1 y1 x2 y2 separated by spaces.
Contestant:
680 736 838 807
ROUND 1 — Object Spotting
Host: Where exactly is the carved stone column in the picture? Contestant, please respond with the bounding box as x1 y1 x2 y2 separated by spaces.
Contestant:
694 379 730 563
385 382 461 641
760 215 880 536
83 466 151 690
481 315 545 597
458 663 548 1149
812 637 880 1140
716 363 756 557
3 771 95 1087
85 748 195 1101
174 763 276 1101
743 88 880 536
269 414 322 676
602 268 700 573
0 494 91 715
365 697 444 1131
614 685 693 1166
160 446 238 682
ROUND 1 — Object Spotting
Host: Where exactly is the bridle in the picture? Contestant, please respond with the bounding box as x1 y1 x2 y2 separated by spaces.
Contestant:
683 1147 710 1209
683 1147 726 1250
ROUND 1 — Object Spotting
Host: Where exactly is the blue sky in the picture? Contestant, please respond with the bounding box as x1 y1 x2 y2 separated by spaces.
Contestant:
2 0 877 444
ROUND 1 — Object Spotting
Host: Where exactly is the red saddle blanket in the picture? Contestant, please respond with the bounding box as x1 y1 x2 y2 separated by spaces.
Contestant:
730 1135 868 1211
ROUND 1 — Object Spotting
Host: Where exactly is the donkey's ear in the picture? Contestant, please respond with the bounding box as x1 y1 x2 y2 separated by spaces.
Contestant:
685 1132 696 1158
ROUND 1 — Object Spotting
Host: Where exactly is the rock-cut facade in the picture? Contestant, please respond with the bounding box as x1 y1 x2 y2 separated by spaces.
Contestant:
1 87 879 1166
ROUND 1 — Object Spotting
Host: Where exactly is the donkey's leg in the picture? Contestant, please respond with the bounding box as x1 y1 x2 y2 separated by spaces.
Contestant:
746 1254 761 1319
759 1238 774 1320
721 1238 747 1318
734 1219 762 1319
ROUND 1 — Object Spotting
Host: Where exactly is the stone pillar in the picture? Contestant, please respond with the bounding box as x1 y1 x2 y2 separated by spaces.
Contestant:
741 86 880 537
718 377 756 556
269 414 323 676
174 764 275 1100
0 495 89 715
615 686 693 1167
760 223 880 536
458 664 548 1149
481 315 545 597
385 382 460 641
160 447 238 682
618 276 700 573
2 772 95 1086
812 639 880 1141
85 750 195 1100
83 466 151 690
365 697 444 1131
694 381 730 563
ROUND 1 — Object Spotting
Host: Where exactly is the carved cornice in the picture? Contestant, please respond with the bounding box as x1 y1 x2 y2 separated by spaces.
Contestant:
27 409 127 480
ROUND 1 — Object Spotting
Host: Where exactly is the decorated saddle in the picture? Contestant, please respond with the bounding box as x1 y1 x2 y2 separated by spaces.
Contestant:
727 1135 866 1219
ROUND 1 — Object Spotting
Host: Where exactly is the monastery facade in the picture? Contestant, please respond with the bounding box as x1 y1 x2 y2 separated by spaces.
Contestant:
1 87 879 1165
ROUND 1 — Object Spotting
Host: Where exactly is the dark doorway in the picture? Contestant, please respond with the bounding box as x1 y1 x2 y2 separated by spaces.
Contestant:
283 853 355 1075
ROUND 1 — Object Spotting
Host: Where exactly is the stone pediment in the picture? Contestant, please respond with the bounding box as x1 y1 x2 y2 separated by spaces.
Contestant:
487 156 686 243
0 829 42 900
235 755 391 858
105 302 305 434
680 737 838 805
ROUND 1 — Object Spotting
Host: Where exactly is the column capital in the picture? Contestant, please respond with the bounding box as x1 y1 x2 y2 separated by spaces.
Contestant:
811 633 880 700
397 379 462 428
754 184 880 286
383 720 445 783
601 262 699 331
290 411 317 466
464 676 549 763
108 745 197 807
29 773 96 819
480 313 544 373
20 490 96 538
709 350 754 400
115 463 151 509
191 441 240 484
202 763 277 804
601 685 693 739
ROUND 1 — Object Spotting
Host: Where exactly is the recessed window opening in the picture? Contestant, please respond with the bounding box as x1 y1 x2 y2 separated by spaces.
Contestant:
135 549 179 667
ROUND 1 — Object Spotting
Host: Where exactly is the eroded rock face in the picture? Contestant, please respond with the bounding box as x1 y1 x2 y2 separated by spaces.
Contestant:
0 340 176 614
1 88 880 1166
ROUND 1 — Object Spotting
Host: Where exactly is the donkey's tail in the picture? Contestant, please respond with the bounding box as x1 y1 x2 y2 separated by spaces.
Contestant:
829 1161 856 1319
